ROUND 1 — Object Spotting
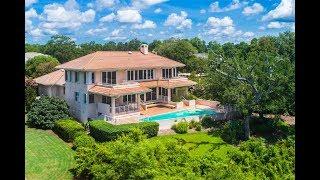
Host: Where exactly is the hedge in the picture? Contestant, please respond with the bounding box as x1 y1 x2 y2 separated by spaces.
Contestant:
53 119 86 142
73 133 96 149
88 120 159 142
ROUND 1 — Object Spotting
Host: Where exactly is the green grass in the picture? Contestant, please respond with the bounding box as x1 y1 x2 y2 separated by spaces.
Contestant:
150 132 236 157
25 128 75 180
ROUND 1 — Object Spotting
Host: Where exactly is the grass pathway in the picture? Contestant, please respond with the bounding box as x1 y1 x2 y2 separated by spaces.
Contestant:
25 127 75 180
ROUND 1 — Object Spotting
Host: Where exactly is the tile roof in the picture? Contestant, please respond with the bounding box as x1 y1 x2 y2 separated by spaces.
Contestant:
33 69 65 86
56 51 185 71
89 85 152 97
139 78 197 89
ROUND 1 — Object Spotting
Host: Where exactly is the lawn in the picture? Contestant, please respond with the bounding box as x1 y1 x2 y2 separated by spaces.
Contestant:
25 127 75 180
149 132 236 157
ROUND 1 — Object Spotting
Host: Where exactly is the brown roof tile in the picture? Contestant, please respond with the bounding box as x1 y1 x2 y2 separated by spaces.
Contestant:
139 78 197 89
34 69 65 86
56 51 185 71
89 85 152 97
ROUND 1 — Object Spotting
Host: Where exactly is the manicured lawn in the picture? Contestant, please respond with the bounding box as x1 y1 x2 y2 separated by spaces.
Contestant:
150 132 236 157
25 127 75 180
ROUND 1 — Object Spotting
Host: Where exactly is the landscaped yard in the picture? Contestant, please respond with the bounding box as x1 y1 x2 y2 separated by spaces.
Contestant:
25 127 75 180
149 132 236 157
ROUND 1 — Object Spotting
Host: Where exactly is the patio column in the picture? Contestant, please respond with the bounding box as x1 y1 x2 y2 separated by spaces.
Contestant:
167 88 171 102
144 93 146 102
137 94 141 107
156 87 159 100
111 97 115 116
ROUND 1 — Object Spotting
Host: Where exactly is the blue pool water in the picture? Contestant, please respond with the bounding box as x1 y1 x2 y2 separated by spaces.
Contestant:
142 108 217 121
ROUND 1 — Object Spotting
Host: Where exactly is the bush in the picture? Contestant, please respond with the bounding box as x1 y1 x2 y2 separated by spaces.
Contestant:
25 55 60 78
195 123 202 131
26 96 70 129
172 122 189 134
53 119 86 142
73 133 96 149
88 120 159 142
189 120 196 129
25 86 37 112
221 120 245 145
201 116 214 128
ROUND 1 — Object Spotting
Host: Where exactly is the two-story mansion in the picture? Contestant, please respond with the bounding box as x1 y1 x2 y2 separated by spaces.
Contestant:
52 44 196 123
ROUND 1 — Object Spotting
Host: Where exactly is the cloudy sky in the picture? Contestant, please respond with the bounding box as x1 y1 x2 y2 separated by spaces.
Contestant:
25 0 295 44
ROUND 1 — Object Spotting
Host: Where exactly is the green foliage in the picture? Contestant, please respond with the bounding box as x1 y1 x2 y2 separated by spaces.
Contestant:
73 133 96 149
26 96 70 129
25 86 37 112
53 119 86 142
25 43 42 52
73 132 295 179
195 123 202 131
171 122 189 134
221 120 245 145
201 116 214 128
25 55 60 78
189 37 207 53
88 120 159 142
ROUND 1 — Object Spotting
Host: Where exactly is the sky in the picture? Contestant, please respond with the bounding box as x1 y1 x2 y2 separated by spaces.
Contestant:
25 0 295 44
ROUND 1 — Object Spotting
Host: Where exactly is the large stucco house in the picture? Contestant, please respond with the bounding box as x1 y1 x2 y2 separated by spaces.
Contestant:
35 45 197 123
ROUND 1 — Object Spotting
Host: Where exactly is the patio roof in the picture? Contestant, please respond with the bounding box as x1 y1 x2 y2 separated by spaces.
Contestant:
88 85 152 97
139 78 197 89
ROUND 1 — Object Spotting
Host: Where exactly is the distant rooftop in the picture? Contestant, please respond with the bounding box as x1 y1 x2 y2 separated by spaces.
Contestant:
25 52 48 63
194 53 208 59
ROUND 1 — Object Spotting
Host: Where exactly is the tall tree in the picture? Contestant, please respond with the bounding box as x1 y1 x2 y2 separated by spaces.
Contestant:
25 55 60 78
189 37 207 53
41 35 80 63
148 40 162 52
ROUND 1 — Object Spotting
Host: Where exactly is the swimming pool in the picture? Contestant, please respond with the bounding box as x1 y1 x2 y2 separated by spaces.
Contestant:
142 108 217 121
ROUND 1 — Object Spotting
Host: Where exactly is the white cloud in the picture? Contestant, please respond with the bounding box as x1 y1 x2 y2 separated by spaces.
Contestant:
267 21 292 29
154 8 162 13
132 0 168 9
200 9 206 14
64 0 79 10
87 3 94 8
25 8 38 32
86 27 108 35
206 16 233 28
243 31 254 37
164 11 192 30
104 28 127 40
210 0 243 12
148 33 153 37
262 0 295 21
116 9 142 23
242 3 264 16
132 20 156 29
99 13 116 22
111 29 121 36
258 26 266 30
160 31 165 34
26 0 37 7
95 0 116 10
30 28 43 37
291 23 295 32
40 3 95 30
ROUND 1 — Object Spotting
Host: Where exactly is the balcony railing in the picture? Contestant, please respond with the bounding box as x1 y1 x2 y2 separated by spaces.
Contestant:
113 102 139 115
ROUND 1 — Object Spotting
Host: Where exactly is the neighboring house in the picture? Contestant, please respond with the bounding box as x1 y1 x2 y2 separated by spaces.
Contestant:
51 44 197 123
25 52 48 63
33 69 65 98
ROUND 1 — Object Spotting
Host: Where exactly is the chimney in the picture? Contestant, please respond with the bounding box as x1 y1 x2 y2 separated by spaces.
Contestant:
140 44 148 55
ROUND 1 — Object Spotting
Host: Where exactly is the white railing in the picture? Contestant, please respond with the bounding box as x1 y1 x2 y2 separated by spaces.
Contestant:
113 102 139 115
158 95 168 102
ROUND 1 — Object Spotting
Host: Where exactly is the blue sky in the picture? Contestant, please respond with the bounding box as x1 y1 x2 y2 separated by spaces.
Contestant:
25 0 295 44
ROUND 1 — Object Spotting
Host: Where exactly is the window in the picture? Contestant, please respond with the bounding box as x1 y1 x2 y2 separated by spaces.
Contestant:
102 72 106 83
83 94 87 104
169 69 172 78
159 87 168 96
75 92 79 102
151 69 154 79
75 72 79 82
103 71 117 84
83 73 87 84
162 69 165 78
143 70 147 79
89 94 94 103
162 68 176 79
91 72 95 83
173 68 176 77
123 94 136 103
65 71 68 81
135 71 138 80
127 70 134 81
102 96 111 105
63 87 65 94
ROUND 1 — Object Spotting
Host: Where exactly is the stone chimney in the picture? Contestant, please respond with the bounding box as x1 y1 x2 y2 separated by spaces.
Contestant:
140 44 148 55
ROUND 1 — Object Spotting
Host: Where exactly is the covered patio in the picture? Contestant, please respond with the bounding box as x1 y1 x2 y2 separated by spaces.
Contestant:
88 85 151 118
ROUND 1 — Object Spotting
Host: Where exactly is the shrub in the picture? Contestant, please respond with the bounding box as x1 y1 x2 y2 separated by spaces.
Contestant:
25 86 37 112
73 133 96 149
201 116 214 128
172 122 189 134
189 120 196 129
53 119 86 142
221 120 245 145
195 123 202 131
26 96 70 129
88 120 159 142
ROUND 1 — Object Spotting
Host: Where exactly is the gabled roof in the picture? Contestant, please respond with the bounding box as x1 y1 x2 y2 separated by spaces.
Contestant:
139 78 197 89
56 51 185 71
34 69 65 86
89 85 151 97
